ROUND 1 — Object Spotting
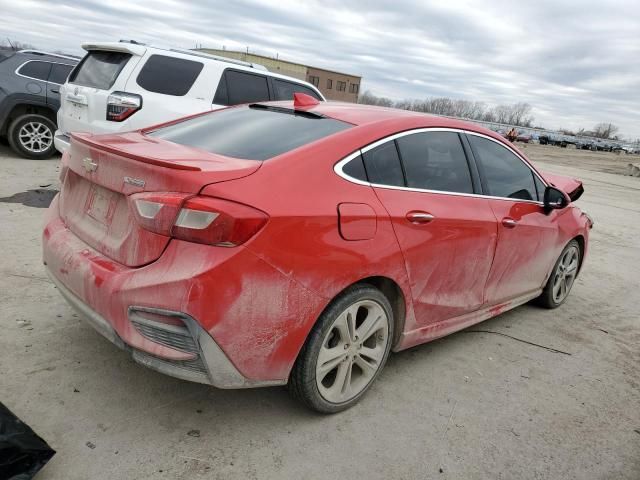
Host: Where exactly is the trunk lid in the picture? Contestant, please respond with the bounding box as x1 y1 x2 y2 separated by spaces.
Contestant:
541 172 584 202
59 132 261 267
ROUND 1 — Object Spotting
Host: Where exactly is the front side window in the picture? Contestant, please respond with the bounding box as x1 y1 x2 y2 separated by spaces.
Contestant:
468 135 537 201
148 105 351 161
396 132 473 194
69 51 131 90
18 61 51 81
272 79 321 101
136 55 203 96
362 141 405 187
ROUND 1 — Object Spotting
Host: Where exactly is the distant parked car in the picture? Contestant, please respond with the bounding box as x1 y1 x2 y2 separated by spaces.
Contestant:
54 41 324 153
516 132 532 143
0 50 78 159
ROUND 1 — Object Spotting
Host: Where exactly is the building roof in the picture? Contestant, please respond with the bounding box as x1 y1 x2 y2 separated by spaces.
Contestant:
196 48 361 79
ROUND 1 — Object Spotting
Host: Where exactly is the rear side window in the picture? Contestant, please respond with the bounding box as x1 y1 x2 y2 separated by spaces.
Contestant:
69 51 131 90
396 132 473 193
214 70 270 105
468 135 537 201
148 105 351 161
18 61 51 81
272 79 321 101
362 142 405 187
48 63 74 84
136 55 203 96
342 154 367 182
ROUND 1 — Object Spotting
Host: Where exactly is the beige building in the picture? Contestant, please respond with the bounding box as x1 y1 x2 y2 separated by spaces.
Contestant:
196 48 361 103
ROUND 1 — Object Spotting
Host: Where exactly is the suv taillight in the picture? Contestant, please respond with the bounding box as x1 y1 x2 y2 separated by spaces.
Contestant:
106 91 142 121
129 193 268 247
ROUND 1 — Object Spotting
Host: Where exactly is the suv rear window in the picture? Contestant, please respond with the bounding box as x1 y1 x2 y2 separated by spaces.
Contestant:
69 51 131 89
148 105 351 161
214 70 270 106
136 55 203 96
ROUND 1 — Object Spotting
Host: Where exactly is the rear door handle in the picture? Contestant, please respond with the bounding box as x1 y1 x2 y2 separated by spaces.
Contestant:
50 88 59 94
406 211 435 224
502 217 518 228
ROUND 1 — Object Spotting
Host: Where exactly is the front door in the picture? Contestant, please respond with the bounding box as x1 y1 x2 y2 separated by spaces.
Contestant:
466 133 557 304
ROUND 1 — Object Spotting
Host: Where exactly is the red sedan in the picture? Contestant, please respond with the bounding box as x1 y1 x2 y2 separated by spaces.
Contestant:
43 95 592 413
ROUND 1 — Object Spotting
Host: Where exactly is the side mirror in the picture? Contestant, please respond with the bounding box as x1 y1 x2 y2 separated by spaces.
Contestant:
544 186 569 212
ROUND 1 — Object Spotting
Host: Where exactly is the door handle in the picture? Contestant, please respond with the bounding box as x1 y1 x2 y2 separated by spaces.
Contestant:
502 217 518 228
406 211 435 224
50 88 59 94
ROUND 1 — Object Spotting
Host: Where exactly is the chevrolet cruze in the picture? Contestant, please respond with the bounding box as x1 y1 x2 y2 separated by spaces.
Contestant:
43 94 591 413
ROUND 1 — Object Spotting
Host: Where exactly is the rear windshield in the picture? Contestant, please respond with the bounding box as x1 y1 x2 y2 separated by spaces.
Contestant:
69 51 131 89
147 106 351 161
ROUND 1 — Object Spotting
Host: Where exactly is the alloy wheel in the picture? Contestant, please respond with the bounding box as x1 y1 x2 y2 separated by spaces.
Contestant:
18 121 53 154
552 245 579 303
315 299 389 403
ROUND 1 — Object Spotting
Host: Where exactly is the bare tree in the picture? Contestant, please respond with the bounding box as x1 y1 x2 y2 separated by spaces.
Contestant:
0 38 35 51
592 123 619 139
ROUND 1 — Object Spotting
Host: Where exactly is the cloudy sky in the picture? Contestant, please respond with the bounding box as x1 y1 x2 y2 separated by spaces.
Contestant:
1 0 638 138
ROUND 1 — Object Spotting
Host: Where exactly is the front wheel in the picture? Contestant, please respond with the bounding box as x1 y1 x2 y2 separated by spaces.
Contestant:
288 284 394 413
7 114 57 159
537 240 581 308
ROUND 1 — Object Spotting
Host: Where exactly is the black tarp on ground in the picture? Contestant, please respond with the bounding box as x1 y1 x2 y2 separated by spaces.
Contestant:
0 403 55 480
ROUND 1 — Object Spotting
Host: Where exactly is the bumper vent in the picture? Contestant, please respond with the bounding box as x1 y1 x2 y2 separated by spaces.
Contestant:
130 317 198 354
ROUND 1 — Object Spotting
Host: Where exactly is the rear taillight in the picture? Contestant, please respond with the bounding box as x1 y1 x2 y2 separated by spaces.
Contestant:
107 91 142 122
129 193 268 247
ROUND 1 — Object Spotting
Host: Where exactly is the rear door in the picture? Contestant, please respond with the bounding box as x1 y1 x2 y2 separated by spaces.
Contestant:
60 47 142 136
123 53 212 129
466 133 558 304
363 130 498 326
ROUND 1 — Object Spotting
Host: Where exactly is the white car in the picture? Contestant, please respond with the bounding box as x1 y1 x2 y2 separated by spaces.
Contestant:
54 41 325 153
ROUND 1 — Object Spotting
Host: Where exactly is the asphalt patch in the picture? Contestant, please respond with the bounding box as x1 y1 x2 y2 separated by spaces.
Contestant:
0 189 58 208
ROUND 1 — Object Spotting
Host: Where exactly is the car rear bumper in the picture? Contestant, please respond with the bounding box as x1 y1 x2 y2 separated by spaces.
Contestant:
42 195 321 387
54 131 70 153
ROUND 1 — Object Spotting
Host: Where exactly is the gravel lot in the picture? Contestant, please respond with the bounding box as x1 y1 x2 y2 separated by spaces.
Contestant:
1 142 638 479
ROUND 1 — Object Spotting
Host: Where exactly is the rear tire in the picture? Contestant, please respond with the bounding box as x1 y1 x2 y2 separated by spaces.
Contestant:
8 114 57 160
537 240 581 309
288 284 394 413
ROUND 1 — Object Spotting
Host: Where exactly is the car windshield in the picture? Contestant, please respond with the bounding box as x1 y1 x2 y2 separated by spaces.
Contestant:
147 105 352 161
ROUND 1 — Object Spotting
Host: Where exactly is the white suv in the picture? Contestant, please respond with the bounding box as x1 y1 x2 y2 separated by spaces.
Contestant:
54 41 325 153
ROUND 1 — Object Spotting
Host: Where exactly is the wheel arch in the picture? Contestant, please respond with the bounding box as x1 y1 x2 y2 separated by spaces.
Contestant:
572 234 586 274
1 100 57 135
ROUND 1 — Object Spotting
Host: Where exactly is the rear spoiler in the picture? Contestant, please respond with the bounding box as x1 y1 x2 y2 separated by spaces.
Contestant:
81 42 146 56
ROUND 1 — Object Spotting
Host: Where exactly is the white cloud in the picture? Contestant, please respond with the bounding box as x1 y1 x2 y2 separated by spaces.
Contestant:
1 0 638 138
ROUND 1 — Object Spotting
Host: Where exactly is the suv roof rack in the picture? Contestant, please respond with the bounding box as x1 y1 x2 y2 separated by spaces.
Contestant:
18 50 80 61
169 48 268 71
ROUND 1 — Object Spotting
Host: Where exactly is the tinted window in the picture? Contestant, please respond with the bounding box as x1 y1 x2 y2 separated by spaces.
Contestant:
18 61 51 81
217 70 269 105
136 55 203 96
70 51 131 89
396 132 473 193
342 154 367 182
148 105 351 161
48 63 74 84
272 79 321 101
362 142 405 187
469 135 537 200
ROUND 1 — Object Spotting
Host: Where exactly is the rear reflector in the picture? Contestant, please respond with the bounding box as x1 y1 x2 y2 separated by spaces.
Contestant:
130 193 268 246
107 91 142 122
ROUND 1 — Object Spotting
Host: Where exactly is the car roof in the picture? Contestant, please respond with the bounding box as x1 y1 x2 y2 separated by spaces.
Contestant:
17 50 79 63
263 100 508 143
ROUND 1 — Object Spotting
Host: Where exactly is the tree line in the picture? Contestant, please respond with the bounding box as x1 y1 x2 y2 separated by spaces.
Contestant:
358 91 622 140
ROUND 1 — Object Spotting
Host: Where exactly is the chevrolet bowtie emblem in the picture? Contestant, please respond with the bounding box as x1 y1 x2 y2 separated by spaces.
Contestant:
82 157 98 172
